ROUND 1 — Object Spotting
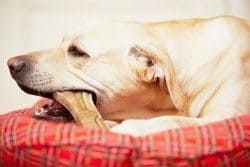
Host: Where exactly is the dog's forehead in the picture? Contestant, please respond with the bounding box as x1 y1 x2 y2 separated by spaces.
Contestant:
62 21 150 55
65 21 143 39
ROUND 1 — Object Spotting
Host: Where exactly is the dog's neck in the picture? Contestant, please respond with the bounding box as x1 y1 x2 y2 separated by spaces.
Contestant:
100 84 178 121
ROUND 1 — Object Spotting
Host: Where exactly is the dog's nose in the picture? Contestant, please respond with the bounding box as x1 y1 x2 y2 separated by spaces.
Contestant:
7 57 25 73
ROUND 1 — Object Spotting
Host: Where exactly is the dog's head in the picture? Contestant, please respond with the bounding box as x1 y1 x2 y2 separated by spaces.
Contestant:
7 21 178 120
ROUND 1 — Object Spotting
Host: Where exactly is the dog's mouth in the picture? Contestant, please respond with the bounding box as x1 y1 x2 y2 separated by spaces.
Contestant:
33 90 97 123
34 99 74 122
18 84 98 123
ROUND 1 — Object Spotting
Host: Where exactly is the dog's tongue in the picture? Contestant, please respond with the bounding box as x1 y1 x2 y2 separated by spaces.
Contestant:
53 91 106 129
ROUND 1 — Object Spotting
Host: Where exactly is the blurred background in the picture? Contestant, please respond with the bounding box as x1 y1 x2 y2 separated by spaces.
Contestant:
0 0 249 114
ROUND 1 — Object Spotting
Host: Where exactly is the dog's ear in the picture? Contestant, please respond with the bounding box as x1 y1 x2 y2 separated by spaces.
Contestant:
128 45 185 111
128 45 168 92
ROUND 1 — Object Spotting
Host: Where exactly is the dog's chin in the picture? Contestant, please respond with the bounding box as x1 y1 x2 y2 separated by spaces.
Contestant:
17 83 98 122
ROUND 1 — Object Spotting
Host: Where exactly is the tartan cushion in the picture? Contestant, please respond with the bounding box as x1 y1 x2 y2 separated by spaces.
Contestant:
0 99 249 167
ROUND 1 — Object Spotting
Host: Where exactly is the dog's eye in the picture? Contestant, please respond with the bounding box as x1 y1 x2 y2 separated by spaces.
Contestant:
68 45 89 57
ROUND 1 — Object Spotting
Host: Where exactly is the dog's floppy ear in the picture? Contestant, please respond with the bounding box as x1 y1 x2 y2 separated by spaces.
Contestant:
128 45 186 111
128 45 168 92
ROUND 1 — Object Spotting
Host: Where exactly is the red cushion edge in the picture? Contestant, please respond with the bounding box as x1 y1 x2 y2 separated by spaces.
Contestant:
1 99 250 166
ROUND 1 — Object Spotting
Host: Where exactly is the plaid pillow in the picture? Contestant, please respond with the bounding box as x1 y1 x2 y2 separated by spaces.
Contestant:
0 99 249 167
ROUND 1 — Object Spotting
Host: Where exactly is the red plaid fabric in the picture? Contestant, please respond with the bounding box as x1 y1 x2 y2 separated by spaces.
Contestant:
0 99 250 167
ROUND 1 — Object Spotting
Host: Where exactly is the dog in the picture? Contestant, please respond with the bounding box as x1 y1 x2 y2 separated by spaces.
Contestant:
7 16 250 136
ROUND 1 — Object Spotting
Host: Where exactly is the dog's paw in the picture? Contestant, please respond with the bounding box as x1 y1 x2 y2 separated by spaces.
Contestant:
110 117 182 137
110 119 143 136
110 119 170 137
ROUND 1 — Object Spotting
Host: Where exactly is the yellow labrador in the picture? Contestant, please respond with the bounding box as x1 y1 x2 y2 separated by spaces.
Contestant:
8 16 250 136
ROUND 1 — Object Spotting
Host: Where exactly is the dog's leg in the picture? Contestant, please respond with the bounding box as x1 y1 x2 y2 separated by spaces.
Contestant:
110 116 211 136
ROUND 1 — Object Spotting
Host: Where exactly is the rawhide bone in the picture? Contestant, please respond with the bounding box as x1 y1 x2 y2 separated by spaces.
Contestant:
54 91 106 129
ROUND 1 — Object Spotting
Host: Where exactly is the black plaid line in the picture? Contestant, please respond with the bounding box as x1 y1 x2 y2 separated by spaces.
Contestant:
168 130 174 156
233 117 244 142
7 117 17 149
175 129 182 157
56 123 65 146
1 117 13 150
41 145 49 167
205 124 212 153
198 126 204 155
207 123 216 153
27 121 36 145
164 131 171 157
71 143 82 167
131 137 140 166
77 144 87 165
145 135 151 153
225 119 235 146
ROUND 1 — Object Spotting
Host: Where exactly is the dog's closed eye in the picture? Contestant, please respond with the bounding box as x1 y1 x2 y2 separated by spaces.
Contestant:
68 45 89 58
